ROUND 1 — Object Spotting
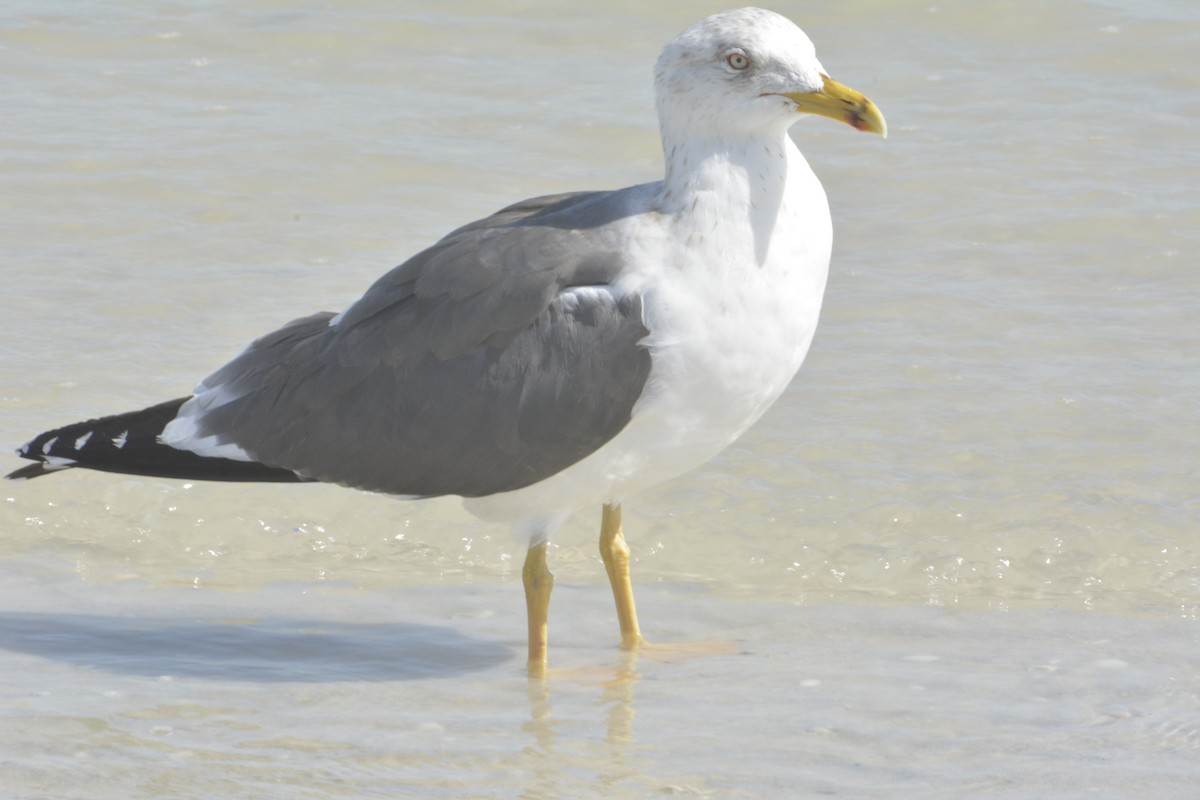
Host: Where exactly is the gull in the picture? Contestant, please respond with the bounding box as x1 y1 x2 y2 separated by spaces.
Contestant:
8 7 886 676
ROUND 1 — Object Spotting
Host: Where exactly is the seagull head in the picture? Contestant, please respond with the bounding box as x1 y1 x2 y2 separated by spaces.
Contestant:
655 7 886 141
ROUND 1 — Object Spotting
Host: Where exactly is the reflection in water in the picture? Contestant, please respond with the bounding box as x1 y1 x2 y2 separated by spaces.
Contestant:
524 676 556 755
521 651 644 795
602 652 640 746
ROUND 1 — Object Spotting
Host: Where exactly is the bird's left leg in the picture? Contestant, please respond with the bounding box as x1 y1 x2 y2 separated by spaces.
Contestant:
523 541 554 678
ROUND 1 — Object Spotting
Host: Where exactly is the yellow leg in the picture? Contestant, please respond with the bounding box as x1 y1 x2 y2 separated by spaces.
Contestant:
599 503 644 650
523 541 553 678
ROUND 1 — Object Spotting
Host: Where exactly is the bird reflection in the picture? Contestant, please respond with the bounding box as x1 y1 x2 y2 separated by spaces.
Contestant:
520 651 644 795
524 651 641 742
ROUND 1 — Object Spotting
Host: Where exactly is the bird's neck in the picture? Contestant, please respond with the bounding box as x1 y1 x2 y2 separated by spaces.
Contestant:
657 128 806 266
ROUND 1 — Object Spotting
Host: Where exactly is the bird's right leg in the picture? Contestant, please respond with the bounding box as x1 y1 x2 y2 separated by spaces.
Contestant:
599 502 645 650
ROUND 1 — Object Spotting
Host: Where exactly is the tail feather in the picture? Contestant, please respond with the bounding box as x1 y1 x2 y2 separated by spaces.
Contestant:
7 397 311 484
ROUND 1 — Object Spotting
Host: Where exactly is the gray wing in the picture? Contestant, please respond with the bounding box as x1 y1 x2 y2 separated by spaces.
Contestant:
177 189 653 498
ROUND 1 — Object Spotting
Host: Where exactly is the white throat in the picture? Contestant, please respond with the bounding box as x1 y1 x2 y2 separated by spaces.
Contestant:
658 126 810 267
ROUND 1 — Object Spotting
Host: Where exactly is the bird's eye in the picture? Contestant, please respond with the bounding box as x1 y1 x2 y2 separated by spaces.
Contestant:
726 51 751 71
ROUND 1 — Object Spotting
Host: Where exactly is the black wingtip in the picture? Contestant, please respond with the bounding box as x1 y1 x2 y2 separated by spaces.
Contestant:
9 398 313 484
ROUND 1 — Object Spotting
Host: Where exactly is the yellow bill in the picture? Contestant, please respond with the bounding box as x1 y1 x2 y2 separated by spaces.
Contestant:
783 74 887 138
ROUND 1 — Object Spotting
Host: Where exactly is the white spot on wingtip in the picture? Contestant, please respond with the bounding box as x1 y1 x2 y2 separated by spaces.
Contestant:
112 430 129 449
328 310 345 328
74 431 93 450
41 436 59 455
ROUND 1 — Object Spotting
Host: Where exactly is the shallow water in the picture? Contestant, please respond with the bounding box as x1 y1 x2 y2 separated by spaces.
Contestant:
2 1 1198 797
